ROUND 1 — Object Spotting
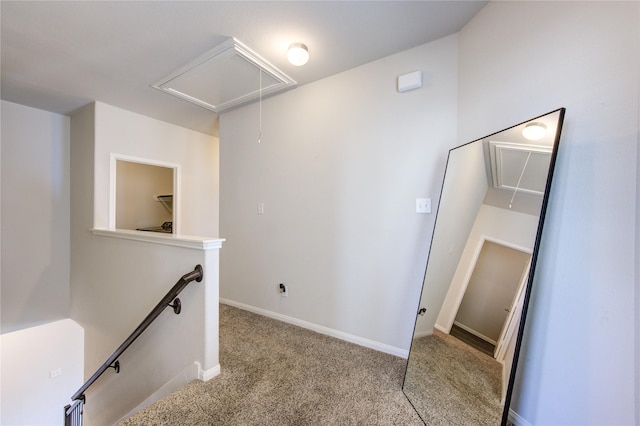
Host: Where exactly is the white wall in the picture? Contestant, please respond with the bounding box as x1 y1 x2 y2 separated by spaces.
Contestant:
70 103 221 425
1 319 83 426
0 101 70 333
636 81 640 426
219 36 459 354
93 102 219 237
458 1 639 424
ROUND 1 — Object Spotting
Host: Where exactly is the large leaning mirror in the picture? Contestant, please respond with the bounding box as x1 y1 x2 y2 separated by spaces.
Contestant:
403 108 565 425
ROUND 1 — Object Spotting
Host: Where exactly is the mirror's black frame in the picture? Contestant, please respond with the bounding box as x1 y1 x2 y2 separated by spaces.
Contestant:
401 108 566 425
501 107 565 424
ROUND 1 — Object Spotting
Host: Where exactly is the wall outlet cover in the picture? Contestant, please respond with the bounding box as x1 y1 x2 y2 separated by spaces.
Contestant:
416 198 431 213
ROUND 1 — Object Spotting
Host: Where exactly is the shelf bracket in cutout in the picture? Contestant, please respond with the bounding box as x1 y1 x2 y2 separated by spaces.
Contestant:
153 194 173 214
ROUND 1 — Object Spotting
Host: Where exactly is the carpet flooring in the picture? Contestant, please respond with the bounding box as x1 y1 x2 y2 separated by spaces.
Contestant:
449 324 496 357
117 304 424 425
403 330 503 425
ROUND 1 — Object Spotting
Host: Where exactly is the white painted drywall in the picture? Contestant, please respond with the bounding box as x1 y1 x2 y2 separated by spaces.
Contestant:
0 100 70 333
636 65 640 426
459 1 639 423
219 36 459 352
70 103 221 426
1 319 83 426
93 102 219 237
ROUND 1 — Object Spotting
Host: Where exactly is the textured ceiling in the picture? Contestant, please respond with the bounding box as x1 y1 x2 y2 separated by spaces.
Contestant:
1 1 487 136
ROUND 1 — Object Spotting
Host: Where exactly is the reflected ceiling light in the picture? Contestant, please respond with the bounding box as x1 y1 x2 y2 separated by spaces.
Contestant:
287 43 309 66
522 122 547 140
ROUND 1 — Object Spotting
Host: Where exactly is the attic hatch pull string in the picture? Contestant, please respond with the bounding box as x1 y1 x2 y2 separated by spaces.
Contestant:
258 69 263 144
509 151 532 209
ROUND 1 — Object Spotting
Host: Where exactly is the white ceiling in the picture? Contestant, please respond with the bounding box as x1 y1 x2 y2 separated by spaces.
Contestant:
1 1 487 136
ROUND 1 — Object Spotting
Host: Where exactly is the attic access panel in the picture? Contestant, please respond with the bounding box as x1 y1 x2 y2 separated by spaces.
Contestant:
153 38 296 113
489 141 552 196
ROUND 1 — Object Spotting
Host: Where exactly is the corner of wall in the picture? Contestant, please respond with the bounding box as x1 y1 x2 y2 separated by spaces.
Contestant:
635 24 640 420
70 102 96 323
1 101 72 332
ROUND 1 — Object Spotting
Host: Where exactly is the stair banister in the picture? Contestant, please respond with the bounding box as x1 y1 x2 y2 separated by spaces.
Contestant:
64 264 203 424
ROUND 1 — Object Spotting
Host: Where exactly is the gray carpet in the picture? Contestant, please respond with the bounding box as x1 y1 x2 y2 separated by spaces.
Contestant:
118 304 424 425
403 330 503 425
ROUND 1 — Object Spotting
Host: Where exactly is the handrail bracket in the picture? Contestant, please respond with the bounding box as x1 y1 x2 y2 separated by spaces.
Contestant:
168 298 181 314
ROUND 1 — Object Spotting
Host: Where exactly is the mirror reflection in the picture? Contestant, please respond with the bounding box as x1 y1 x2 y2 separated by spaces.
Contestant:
403 109 565 425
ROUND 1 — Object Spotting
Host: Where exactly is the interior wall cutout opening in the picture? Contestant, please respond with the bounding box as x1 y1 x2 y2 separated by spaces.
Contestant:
115 160 175 234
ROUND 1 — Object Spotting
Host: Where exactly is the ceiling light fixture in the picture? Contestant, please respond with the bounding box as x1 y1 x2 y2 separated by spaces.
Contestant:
287 43 309 66
522 122 547 140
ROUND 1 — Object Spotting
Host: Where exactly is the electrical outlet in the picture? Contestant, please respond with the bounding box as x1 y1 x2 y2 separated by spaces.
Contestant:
279 283 288 297
257 203 264 215
416 198 431 213
50 368 62 378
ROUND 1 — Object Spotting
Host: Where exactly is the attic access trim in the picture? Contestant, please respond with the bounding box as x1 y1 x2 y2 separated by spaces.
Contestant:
152 38 296 113
489 141 552 196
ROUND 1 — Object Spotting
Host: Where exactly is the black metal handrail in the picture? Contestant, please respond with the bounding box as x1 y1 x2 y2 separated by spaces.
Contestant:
64 264 203 425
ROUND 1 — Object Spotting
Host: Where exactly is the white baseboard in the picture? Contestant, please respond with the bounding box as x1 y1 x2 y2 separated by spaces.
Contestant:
119 362 200 422
198 363 221 382
413 329 433 339
509 409 532 426
434 323 449 334
220 298 409 358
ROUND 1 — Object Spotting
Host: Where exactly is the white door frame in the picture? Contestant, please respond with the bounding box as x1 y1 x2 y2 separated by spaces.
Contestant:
494 257 531 362
436 235 532 337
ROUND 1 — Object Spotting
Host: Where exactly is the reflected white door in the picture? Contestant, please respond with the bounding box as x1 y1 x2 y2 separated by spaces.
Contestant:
494 257 531 362
454 241 530 344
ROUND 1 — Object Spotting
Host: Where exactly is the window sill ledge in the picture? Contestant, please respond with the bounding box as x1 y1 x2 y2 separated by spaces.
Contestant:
91 229 224 250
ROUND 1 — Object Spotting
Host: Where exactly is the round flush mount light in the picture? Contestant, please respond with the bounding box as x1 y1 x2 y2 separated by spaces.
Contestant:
522 122 547 140
287 43 309 66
